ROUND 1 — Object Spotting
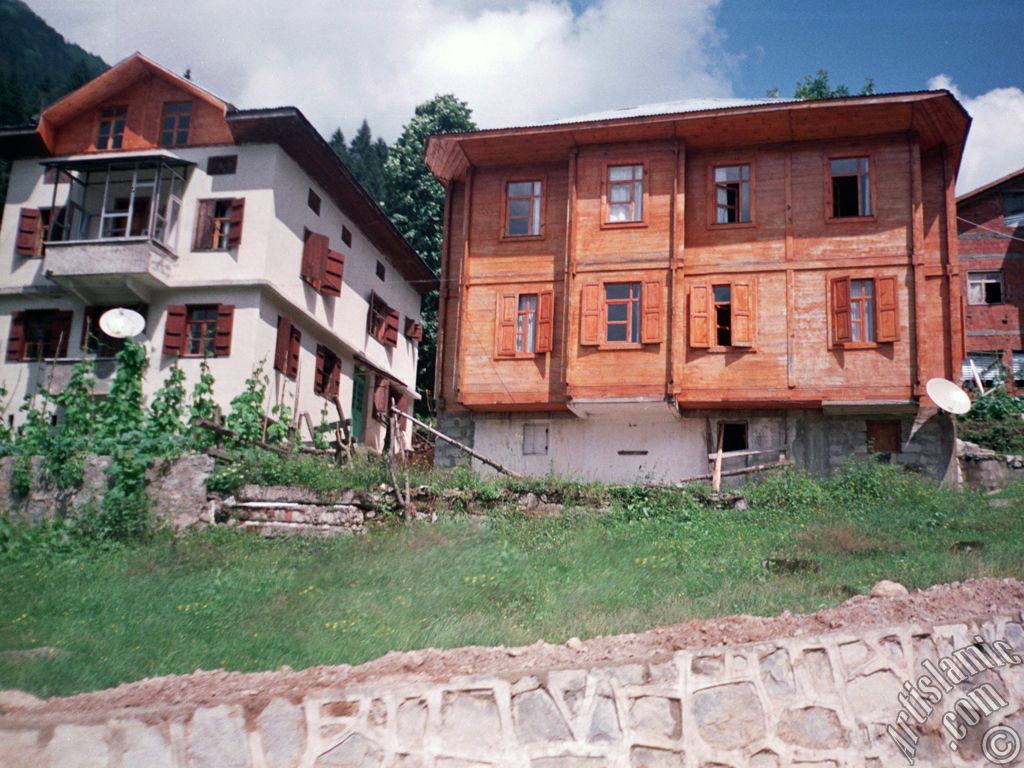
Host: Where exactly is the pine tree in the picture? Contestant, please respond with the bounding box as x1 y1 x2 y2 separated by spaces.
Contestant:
348 119 387 203
383 94 476 403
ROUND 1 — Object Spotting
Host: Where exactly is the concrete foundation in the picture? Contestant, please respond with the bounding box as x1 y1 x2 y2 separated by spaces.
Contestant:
435 407 956 484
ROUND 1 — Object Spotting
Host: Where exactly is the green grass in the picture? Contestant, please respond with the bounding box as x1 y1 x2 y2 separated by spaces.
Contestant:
1 464 1022 698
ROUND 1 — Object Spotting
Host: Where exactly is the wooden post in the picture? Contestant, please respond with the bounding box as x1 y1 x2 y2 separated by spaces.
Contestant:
712 422 725 492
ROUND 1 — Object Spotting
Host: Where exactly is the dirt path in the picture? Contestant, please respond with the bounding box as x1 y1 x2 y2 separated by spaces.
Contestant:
4 577 1022 720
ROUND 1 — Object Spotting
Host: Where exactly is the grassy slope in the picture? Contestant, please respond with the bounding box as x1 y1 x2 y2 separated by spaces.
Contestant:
0 466 1022 698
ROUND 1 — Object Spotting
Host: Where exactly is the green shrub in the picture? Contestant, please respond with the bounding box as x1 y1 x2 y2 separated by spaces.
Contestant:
958 417 1024 454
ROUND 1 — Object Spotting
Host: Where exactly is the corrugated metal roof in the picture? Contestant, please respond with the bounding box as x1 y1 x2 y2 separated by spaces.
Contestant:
542 96 794 125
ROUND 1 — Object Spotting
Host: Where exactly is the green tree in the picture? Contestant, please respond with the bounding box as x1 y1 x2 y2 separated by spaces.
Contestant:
347 120 388 203
329 128 351 165
383 94 476 402
774 69 875 100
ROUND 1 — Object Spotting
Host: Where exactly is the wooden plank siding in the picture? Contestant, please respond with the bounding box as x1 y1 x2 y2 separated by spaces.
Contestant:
433 100 966 413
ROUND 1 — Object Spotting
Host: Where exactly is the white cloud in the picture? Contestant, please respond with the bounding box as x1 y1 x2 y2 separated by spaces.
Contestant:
928 75 1024 195
24 0 731 142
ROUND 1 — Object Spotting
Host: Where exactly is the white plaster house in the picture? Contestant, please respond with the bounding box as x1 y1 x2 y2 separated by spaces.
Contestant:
0 54 435 449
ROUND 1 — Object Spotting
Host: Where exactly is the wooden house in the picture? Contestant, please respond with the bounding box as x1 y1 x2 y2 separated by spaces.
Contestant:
0 53 436 449
425 92 970 482
957 167 1024 392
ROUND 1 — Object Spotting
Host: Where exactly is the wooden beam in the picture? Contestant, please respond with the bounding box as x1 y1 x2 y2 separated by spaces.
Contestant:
909 134 927 396
943 144 964 377
392 406 523 478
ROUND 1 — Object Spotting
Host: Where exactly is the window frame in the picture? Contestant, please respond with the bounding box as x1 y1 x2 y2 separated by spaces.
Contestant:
159 101 193 148
10 309 72 361
967 271 1006 306
82 304 145 358
522 422 550 456
183 304 220 358
601 161 648 229
501 177 545 240
707 161 755 228
494 288 554 359
1003 191 1024 227
601 281 643 348
95 105 128 151
825 153 875 222
314 344 342 400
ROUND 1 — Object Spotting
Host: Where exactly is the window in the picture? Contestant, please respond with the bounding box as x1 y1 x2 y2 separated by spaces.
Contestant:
404 317 423 341
96 106 127 150
159 102 192 147
523 423 549 456
314 345 341 399
712 164 751 224
1003 192 1024 227
308 189 321 215
580 280 663 347
6 310 72 361
368 293 400 346
867 420 901 454
82 305 146 357
605 164 644 223
342 225 353 247
505 180 542 237
194 199 244 251
495 290 553 358
721 422 748 452
206 155 237 175
829 156 872 218
274 316 302 380
688 281 754 349
830 275 898 346
967 271 1004 306
376 261 386 281
604 283 641 344
163 304 234 357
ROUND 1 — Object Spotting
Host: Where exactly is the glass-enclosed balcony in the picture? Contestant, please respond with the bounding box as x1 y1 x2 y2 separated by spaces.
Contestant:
39 155 193 302
43 155 191 250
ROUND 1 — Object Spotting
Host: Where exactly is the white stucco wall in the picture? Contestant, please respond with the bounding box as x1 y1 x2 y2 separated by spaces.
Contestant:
470 412 710 483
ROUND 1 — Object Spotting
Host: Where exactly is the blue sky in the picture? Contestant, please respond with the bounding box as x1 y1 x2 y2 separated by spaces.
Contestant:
25 0 1024 192
716 0 1024 99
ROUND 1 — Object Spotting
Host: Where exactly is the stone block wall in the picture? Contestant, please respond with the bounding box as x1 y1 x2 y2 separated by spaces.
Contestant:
435 412 475 469
959 440 1024 491
3 615 1022 767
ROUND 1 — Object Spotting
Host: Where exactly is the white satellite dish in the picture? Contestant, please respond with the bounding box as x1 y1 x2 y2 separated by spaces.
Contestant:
99 307 146 339
926 378 971 415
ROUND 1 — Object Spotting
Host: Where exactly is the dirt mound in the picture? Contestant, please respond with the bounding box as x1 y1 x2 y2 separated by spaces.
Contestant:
6 577 1023 720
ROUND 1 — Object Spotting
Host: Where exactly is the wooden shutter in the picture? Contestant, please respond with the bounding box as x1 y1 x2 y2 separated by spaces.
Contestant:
15 209 40 257
228 198 245 248
641 280 663 344
53 311 72 357
193 201 214 250
163 305 187 356
288 326 301 379
373 376 391 419
301 231 328 289
875 275 899 342
731 280 755 347
328 356 341 399
314 345 327 395
689 283 710 348
830 276 852 345
274 315 291 373
580 282 601 346
384 307 400 346
214 304 234 357
322 250 345 297
536 290 554 353
495 292 518 357
6 312 25 361
404 317 423 341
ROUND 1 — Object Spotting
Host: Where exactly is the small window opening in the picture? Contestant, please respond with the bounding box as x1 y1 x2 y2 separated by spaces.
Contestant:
713 285 731 346
342 225 353 246
376 261 386 281
308 189 321 215
721 422 747 452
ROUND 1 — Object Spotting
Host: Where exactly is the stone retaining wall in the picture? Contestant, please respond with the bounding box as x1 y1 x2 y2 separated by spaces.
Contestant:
958 440 1024 491
3 615 1022 767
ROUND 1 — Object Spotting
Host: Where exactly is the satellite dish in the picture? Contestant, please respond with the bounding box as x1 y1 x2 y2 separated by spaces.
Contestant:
926 378 971 415
99 307 146 339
